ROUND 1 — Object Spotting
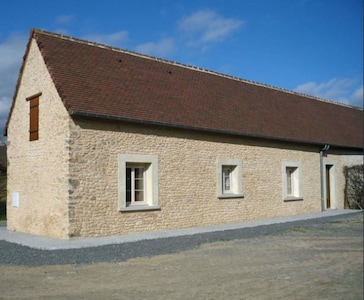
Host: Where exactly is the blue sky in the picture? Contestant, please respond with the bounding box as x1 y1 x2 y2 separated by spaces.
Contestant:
0 0 362 135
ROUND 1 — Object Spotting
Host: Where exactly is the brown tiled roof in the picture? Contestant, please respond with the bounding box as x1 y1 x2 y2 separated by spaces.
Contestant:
7 29 364 149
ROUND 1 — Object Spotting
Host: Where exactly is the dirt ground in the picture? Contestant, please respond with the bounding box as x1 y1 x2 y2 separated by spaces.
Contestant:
0 213 363 300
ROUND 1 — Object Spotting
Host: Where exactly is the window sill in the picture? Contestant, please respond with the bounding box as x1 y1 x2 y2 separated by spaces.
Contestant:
284 197 303 202
120 205 161 212
218 194 244 199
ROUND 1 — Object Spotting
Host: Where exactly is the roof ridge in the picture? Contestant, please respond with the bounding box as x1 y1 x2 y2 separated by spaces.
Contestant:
32 29 362 111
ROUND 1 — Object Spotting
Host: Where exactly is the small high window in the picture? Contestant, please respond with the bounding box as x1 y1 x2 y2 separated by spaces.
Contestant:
222 166 234 194
217 159 244 199
26 93 41 141
282 162 303 201
286 167 296 196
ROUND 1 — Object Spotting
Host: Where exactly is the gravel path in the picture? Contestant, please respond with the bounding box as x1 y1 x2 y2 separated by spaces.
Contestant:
1 211 362 266
0 212 362 299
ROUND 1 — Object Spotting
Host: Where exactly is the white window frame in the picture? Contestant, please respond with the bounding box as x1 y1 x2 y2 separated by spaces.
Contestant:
217 158 244 199
282 161 303 201
119 154 159 211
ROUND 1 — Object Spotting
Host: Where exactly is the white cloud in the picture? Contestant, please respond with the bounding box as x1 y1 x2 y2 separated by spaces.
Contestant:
81 31 129 47
0 32 28 134
135 10 244 56
0 96 11 117
55 14 75 26
349 85 363 107
294 78 363 107
178 10 243 46
135 38 174 57
0 33 26 73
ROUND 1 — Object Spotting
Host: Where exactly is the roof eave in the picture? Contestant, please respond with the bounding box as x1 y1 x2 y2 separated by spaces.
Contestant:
70 110 363 151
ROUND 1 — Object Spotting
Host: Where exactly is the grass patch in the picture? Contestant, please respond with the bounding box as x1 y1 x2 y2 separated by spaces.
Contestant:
329 220 344 224
291 226 307 233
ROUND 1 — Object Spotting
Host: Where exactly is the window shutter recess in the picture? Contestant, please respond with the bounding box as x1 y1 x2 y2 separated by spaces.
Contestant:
27 93 41 141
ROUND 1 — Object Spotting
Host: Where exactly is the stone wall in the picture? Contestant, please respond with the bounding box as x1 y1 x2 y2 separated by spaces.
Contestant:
67 118 325 238
6 39 71 239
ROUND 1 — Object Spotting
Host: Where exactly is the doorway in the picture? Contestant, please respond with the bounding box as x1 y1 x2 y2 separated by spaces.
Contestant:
325 165 333 209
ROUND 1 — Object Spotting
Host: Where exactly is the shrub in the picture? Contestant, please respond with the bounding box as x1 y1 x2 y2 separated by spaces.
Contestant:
344 164 364 210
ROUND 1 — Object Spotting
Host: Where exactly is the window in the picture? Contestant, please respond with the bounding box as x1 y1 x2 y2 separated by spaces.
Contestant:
222 166 233 193
282 162 303 201
26 93 41 141
126 164 146 205
119 154 159 211
217 159 243 198
286 167 296 196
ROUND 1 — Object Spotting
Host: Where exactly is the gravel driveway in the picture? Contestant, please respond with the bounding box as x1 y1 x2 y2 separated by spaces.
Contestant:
0 211 363 299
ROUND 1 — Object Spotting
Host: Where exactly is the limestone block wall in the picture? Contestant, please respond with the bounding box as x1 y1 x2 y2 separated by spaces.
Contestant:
6 39 71 239
67 118 324 238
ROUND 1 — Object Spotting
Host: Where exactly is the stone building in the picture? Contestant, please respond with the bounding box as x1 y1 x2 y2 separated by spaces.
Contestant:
4 29 363 239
